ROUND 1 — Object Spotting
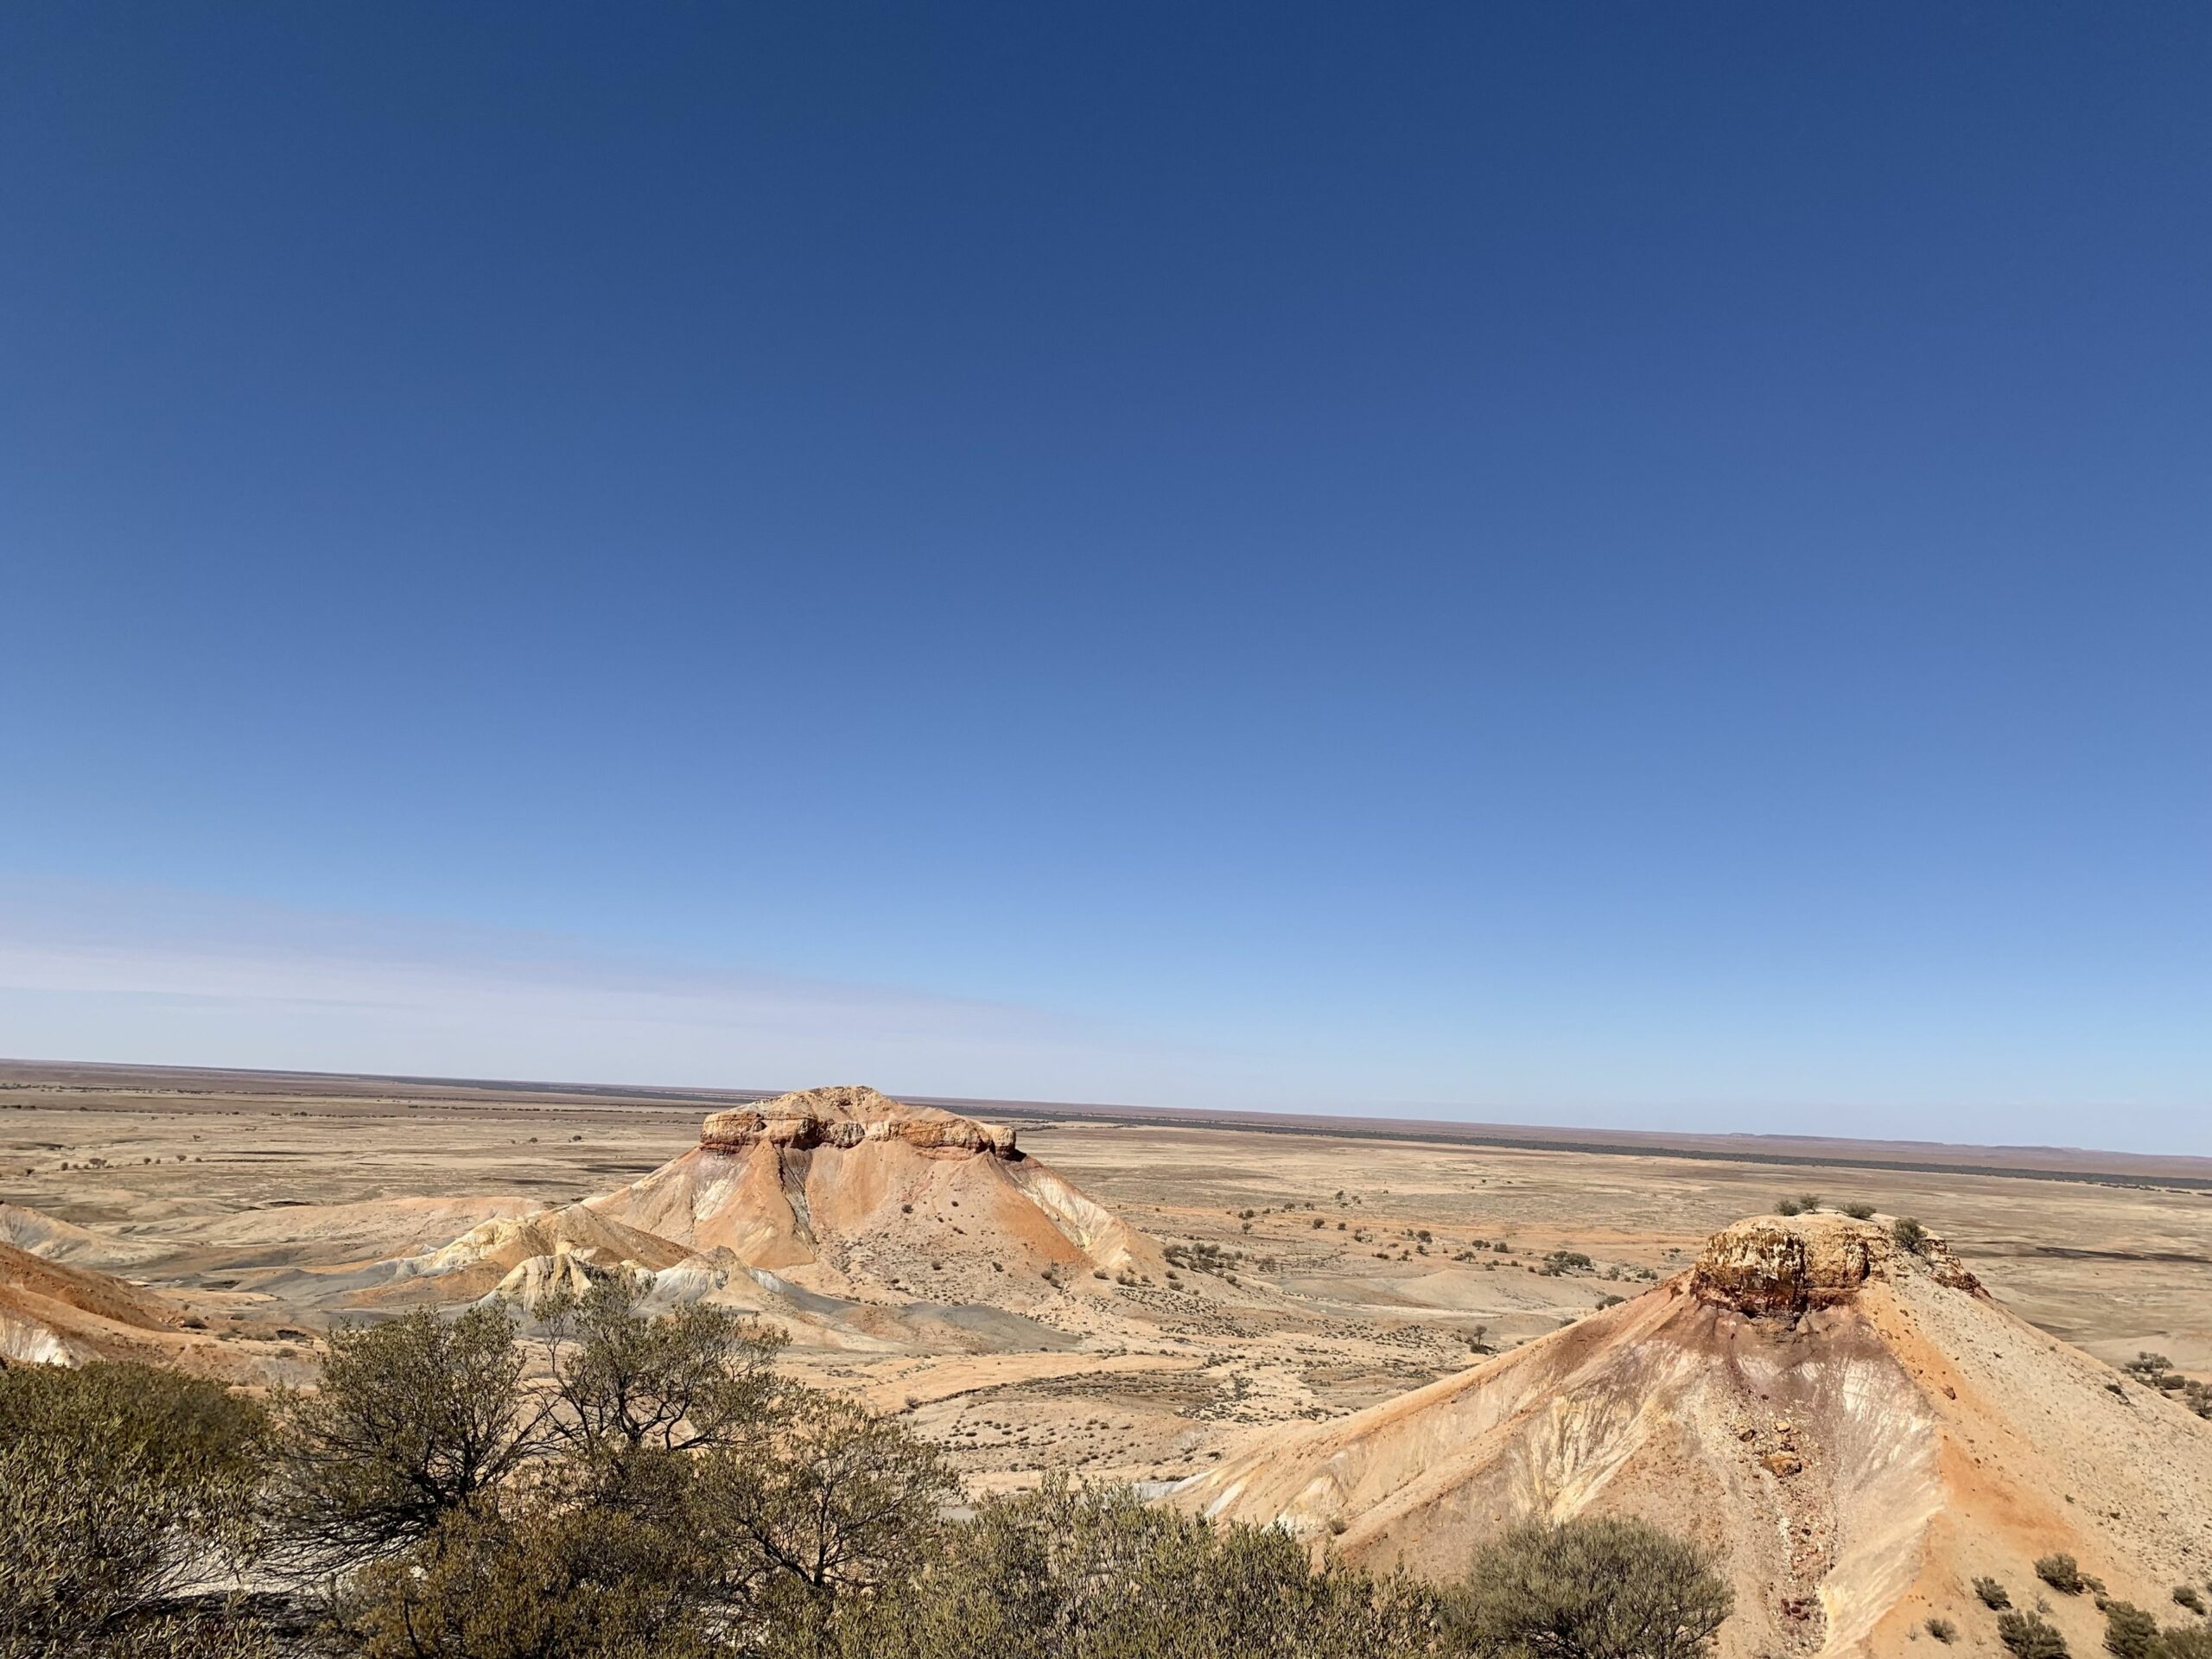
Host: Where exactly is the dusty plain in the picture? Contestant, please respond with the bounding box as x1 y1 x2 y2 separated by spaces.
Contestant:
3 1059 2208 1497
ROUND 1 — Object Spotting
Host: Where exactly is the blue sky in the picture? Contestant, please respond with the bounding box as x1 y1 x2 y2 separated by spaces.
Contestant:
2 5 2207 1151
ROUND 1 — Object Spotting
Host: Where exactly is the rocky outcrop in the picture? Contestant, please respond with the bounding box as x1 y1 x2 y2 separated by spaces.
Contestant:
1688 1212 1979 1316
1179 1211 2191 1659
589 1084 1160 1302
699 1085 1018 1158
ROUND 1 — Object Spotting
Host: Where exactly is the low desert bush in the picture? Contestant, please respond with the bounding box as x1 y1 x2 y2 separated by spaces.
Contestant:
1929 1618 1959 1643
0 1361 269 1658
1774 1198 1804 1217
2175 1586 2206 1615
2101 1601 2159 1659
1841 1201 1876 1221
1892 1217 1931 1255
1978 1579 2015 1610
1452 1516 1733 1659
2038 1554 2087 1595
828 1479 1446 1659
1999 1611 2073 1659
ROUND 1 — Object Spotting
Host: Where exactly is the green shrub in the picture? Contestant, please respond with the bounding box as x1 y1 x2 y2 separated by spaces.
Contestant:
2038 1554 2087 1595
1999 1611 2072 1659
269 1305 534 1574
341 1499 712 1659
2175 1586 2206 1615
1796 1193 1821 1213
1841 1202 1876 1221
1774 1198 1804 1217
2162 1628 2212 1659
2102 1601 2159 1659
1892 1217 1931 1255
826 1479 1444 1659
1929 1618 1958 1643
1977 1578 2014 1610
1452 1516 1733 1659
0 1361 269 1656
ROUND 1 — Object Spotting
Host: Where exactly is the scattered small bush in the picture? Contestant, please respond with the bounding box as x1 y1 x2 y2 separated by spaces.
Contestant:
2037 1554 2087 1595
1797 1193 1821 1213
2101 1600 2159 1659
1929 1617 1959 1643
1892 1217 1931 1255
1999 1611 2073 1659
1842 1201 1876 1221
2175 1586 2206 1614
1977 1577 2015 1610
1774 1198 1804 1217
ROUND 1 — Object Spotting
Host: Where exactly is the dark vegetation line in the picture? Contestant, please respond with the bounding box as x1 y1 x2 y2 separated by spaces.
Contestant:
1 1281 1734 1659
9 1060 2205 1191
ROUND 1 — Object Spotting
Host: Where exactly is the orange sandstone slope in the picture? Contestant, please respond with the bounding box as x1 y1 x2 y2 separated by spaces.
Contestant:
1178 1212 2212 1659
587 1085 1162 1302
0 1232 293 1382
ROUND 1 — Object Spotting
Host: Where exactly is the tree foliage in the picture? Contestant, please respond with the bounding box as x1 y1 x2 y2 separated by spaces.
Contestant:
823 1478 1446 1659
269 1306 537 1573
1452 1517 1733 1659
543 1275 785 1477
10 1285 1751 1659
0 1361 268 1658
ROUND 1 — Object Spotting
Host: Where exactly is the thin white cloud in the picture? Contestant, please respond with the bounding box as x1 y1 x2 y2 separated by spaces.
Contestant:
0 880 1157 1097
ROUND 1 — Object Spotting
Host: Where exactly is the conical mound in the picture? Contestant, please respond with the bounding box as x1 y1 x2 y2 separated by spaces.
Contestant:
1176 1212 2212 1659
366 1201 698 1306
586 1084 1161 1302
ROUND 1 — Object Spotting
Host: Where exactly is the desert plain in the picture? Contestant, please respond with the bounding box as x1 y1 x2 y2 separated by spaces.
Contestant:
3 1058 2207 1501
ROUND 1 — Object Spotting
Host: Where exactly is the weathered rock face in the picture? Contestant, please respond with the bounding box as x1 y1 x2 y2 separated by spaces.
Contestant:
1180 1210 2204 1659
698 1085 1018 1159
588 1084 1160 1302
1688 1212 1978 1316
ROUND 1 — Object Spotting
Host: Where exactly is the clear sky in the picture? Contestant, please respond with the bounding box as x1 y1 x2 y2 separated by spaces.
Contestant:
2 6 2207 1152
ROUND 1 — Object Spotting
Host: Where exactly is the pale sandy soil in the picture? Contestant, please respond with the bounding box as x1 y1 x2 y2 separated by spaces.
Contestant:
3 1063 2208 1491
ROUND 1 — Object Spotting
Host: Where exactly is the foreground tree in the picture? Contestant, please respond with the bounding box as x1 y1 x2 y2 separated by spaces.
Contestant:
543 1274 785 1506
269 1305 537 1573
1452 1516 1732 1659
702 1384 959 1639
0 1361 270 1658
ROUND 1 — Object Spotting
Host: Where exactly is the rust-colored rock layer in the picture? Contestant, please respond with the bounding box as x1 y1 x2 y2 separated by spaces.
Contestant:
697 1084 1018 1158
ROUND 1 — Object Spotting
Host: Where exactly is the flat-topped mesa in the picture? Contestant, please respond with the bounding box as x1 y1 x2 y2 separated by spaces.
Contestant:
1688 1211 1979 1316
698 1084 1018 1159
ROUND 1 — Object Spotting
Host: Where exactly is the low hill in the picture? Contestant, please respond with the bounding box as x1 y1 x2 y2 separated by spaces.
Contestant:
1178 1212 2212 1659
586 1084 1162 1303
366 1201 696 1306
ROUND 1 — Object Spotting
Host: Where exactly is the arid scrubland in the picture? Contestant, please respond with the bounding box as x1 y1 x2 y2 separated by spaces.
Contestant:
3 1063 2211 1659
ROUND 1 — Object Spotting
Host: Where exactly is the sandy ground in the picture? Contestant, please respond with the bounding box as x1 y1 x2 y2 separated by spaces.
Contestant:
3 1063 2208 1490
